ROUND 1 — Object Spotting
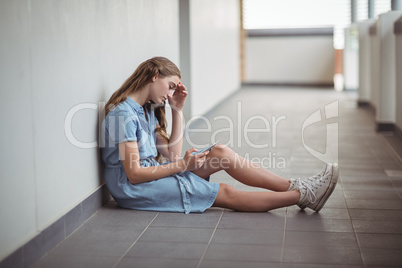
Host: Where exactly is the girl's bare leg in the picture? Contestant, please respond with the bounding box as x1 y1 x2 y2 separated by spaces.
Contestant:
212 184 299 211
192 145 290 192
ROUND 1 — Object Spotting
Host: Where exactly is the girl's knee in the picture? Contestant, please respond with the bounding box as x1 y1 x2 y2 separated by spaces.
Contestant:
213 183 239 209
206 145 234 172
218 183 237 199
209 144 233 159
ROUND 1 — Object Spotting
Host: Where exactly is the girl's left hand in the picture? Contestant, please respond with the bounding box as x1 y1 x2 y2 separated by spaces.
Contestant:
167 82 188 111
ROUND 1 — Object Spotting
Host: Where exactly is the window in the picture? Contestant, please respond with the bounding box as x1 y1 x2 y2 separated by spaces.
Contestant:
356 0 392 21
243 0 350 49
357 0 368 21
374 0 391 17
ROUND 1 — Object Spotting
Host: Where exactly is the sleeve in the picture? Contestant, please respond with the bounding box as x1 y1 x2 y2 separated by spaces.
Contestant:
107 110 138 143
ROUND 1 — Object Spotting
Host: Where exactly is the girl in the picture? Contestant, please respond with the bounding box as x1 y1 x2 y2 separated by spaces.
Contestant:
101 57 339 214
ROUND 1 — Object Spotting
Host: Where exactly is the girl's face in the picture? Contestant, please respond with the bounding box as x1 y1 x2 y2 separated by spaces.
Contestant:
149 75 180 104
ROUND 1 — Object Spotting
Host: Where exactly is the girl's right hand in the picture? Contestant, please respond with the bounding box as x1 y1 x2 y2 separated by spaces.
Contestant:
182 148 209 171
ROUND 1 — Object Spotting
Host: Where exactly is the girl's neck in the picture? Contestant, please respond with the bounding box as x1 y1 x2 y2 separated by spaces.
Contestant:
128 87 150 106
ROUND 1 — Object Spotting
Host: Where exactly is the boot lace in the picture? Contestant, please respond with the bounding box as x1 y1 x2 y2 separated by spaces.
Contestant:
295 178 318 204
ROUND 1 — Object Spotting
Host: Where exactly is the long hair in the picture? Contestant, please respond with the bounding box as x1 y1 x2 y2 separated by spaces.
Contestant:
105 57 181 161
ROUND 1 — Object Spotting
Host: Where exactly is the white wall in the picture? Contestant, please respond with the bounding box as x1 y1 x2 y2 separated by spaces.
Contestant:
396 17 402 132
344 25 359 91
369 22 380 110
245 36 334 84
189 0 240 116
357 20 376 102
0 0 179 260
0 0 36 260
376 11 402 124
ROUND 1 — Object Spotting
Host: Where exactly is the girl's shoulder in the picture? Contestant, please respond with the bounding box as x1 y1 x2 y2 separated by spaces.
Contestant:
109 100 134 115
106 101 139 123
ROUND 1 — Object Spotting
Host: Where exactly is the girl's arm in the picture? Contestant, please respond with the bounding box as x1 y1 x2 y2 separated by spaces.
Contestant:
158 82 188 161
166 108 184 161
119 141 208 184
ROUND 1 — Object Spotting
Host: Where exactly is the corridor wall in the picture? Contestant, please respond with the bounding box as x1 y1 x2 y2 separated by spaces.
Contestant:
344 25 359 91
0 0 180 263
376 11 402 128
355 11 402 133
369 22 380 112
245 31 334 86
395 17 402 135
0 0 241 265
181 0 240 117
357 20 376 104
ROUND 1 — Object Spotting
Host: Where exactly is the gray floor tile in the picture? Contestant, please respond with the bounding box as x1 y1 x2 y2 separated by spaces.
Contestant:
344 189 401 200
116 257 199 268
139 227 214 243
360 248 402 266
349 209 402 221
341 181 394 191
203 243 282 263
353 220 402 234
346 199 402 210
125 241 207 259
383 162 402 169
234 184 271 192
390 177 402 189
34 254 118 268
356 233 402 249
285 231 358 248
283 246 362 265
218 211 285 230
321 197 348 209
150 211 221 228
211 228 284 245
341 174 392 182
199 260 282 268
339 161 382 170
68 221 145 242
385 170 402 177
47 237 135 257
281 264 363 268
287 207 350 220
92 203 159 227
327 189 346 199
286 218 354 233
340 167 386 176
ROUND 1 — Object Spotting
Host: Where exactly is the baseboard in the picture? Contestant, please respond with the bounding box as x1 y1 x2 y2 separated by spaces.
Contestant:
0 184 111 268
242 82 334 88
357 100 371 107
376 122 395 132
396 124 402 140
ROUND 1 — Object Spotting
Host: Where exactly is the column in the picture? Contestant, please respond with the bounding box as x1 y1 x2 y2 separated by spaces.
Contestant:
179 0 192 122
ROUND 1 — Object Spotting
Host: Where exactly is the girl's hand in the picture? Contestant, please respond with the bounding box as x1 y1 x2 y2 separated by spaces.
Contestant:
167 82 188 111
182 148 209 171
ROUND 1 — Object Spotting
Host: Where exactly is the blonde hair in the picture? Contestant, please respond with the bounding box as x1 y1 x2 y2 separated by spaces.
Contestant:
105 57 181 161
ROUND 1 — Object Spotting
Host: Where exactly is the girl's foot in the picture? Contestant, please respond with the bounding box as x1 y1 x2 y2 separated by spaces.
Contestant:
288 163 332 209
293 163 339 212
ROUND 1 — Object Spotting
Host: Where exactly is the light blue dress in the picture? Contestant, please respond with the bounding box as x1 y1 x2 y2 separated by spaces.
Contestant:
101 97 219 214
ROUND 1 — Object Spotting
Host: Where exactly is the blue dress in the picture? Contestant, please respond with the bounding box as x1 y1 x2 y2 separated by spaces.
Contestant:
101 97 219 214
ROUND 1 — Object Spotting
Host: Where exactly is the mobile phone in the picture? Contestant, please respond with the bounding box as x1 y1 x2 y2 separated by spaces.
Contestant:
191 141 219 155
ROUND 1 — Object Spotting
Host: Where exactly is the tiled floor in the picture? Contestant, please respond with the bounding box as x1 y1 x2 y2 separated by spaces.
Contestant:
34 87 402 267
